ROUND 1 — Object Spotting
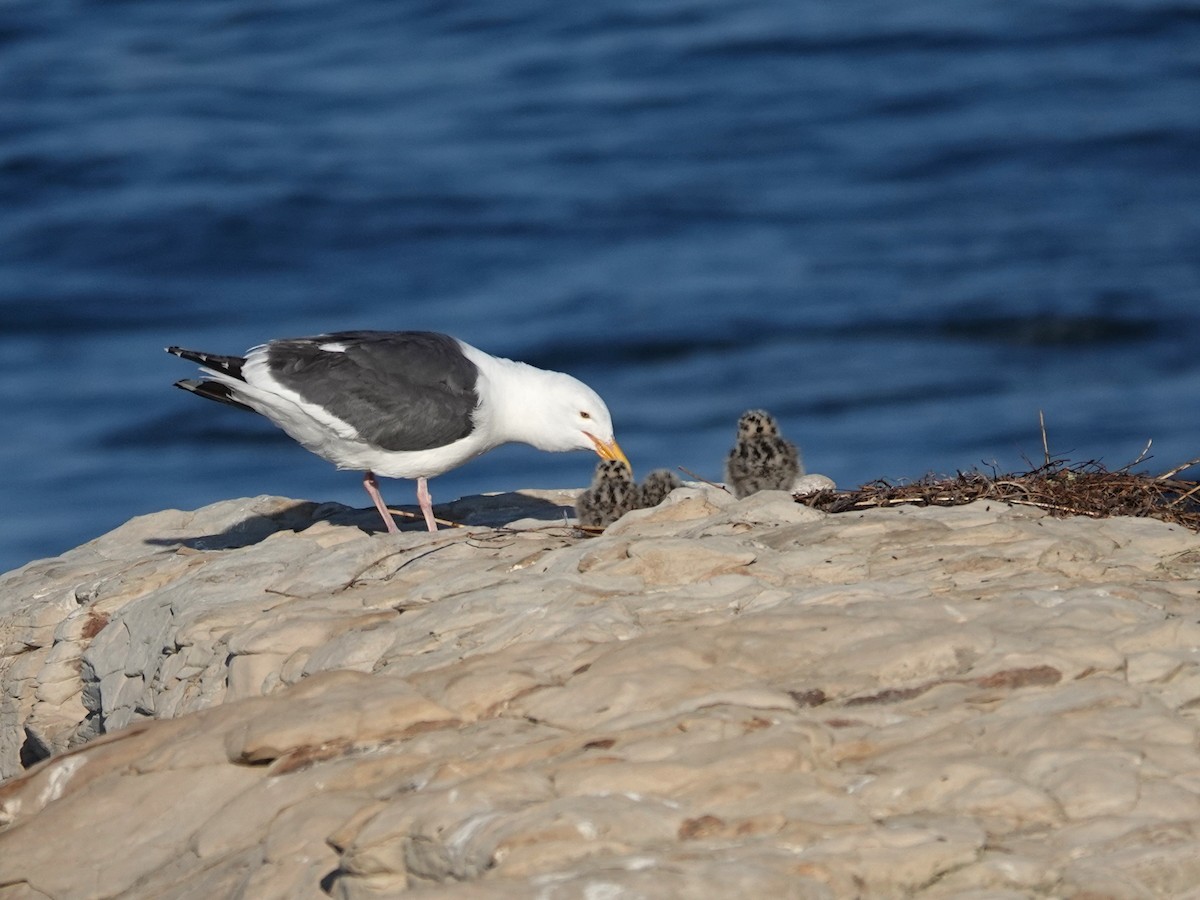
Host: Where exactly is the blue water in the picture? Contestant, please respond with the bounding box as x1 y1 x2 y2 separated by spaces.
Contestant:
3 1 1199 573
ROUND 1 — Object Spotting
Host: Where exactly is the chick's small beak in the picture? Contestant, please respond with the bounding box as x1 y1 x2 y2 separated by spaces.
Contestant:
586 433 630 471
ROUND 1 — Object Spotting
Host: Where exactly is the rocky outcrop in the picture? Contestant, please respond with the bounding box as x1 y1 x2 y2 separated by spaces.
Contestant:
2 487 1200 898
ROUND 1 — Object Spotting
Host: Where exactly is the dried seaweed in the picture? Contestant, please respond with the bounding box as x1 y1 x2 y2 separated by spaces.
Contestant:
796 457 1200 531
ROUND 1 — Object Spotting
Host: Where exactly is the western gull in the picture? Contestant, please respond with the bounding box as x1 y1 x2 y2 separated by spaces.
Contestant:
167 330 628 533
724 409 802 499
575 459 639 528
638 468 682 508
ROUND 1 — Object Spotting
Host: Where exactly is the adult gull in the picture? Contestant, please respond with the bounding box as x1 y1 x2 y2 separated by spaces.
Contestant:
167 330 628 532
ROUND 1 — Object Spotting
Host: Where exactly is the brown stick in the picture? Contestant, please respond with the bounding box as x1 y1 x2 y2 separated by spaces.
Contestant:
1158 457 1200 481
385 507 464 529
677 466 732 494
1039 410 1050 466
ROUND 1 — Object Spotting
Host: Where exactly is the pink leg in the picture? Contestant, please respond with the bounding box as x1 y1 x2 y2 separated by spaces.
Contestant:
416 477 438 532
363 471 400 534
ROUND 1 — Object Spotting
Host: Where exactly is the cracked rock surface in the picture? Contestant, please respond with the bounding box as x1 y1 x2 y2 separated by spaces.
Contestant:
3 487 1200 898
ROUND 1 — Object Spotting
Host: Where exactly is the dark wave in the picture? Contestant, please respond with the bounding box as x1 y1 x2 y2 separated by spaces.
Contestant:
0 295 213 336
933 314 1160 346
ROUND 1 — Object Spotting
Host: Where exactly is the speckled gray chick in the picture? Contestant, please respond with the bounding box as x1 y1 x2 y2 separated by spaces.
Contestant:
639 469 682 508
724 409 803 499
576 459 639 527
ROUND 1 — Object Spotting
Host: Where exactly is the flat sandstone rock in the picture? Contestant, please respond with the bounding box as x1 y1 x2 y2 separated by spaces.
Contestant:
2 490 1200 898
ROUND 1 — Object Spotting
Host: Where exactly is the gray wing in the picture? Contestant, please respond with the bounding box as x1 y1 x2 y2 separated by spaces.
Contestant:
264 331 480 452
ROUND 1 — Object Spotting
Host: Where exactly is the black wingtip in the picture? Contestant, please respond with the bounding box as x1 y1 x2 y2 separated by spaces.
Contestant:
167 346 247 379
173 378 255 412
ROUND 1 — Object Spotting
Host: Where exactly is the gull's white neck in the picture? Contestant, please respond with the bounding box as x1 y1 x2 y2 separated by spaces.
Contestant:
458 342 562 449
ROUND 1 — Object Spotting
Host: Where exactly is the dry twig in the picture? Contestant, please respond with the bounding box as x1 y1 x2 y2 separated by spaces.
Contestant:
678 466 732 493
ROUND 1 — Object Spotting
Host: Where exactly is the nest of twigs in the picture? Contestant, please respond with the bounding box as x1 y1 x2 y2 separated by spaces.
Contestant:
796 457 1200 531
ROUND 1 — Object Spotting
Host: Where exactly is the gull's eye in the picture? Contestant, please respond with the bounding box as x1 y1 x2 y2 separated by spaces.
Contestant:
580 410 592 419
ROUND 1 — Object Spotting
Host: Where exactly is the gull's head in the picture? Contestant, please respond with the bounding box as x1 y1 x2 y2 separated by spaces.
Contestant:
531 371 628 470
